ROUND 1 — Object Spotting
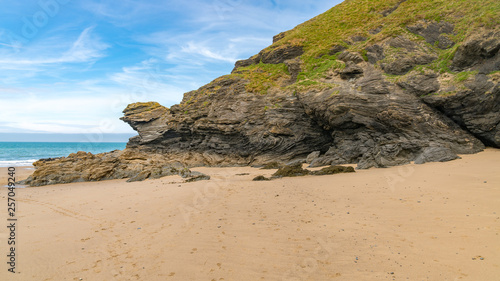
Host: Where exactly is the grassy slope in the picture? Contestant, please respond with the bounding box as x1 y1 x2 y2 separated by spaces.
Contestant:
182 0 499 105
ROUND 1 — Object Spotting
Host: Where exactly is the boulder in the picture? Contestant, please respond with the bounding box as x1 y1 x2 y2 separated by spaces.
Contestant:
414 147 460 164
451 31 500 72
397 71 440 96
306 151 321 164
19 150 210 187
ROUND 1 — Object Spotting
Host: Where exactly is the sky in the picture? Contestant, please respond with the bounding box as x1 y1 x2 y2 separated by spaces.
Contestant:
0 0 341 140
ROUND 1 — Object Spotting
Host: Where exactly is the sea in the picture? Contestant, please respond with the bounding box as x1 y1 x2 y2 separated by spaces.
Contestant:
0 142 127 167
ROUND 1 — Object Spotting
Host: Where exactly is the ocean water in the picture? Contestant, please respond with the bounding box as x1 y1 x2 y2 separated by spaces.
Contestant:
0 142 127 167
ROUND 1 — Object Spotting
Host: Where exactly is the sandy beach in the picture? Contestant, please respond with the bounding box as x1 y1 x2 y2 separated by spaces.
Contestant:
0 149 499 280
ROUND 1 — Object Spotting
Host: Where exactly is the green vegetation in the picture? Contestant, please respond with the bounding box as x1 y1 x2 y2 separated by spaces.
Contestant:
231 0 499 92
272 163 310 177
426 44 459 73
261 161 282 169
297 55 345 82
180 0 498 103
252 175 271 181
454 71 478 82
330 90 340 97
233 62 290 94
274 0 499 53
270 163 356 179
310 165 355 175
123 101 162 114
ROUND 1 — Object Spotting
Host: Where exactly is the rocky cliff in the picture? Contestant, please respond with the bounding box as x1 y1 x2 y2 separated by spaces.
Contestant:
23 0 500 186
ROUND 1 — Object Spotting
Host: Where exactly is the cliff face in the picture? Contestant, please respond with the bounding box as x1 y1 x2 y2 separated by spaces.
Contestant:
121 77 333 166
23 0 500 186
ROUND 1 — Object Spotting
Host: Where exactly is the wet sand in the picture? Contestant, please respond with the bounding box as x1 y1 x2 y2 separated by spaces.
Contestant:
0 148 499 280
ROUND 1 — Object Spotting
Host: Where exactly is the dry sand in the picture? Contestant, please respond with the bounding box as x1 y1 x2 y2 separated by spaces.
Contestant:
0 148 499 281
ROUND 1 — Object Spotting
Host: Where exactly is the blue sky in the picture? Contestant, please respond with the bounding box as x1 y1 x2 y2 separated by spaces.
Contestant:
0 0 340 137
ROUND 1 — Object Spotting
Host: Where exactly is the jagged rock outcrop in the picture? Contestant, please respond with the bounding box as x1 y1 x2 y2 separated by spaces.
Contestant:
451 30 500 73
123 76 333 166
297 65 484 168
232 44 304 72
121 24 497 168
24 0 500 186
377 35 438 75
20 150 210 186
422 75 500 147
407 20 455 49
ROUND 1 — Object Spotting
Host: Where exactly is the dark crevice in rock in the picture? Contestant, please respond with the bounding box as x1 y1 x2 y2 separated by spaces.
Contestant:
340 62 364 80
422 75 500 148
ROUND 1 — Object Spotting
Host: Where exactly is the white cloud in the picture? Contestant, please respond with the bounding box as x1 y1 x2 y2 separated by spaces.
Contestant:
0 27 109 68
108 59 192 106
179 41 237 63
0 85 135 134
60 26 110 63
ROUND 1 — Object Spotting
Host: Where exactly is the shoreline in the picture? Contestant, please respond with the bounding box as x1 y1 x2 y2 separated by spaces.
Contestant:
0 149 499 280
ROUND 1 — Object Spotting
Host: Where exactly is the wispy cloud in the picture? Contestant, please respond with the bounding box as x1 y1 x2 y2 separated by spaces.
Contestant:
0 27 109 67
60 26 110 63
108 58 193 105
180 41 237 63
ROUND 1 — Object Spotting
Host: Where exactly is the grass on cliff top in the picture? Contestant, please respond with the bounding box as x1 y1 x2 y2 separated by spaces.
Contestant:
122 101 164 115
275 0 499 55
185 0 499 100
248 0 499 85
